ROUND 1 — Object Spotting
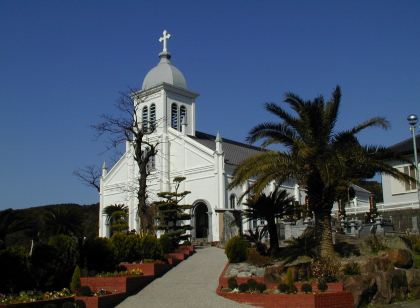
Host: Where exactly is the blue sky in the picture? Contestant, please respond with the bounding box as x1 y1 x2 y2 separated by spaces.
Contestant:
0 0 419 210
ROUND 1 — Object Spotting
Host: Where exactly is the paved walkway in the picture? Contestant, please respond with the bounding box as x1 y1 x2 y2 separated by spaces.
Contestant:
118 246 250 308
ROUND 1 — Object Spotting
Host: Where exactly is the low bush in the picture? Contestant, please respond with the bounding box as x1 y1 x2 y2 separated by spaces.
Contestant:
301 282 312 293
365 235 388 254
277 283 289 293
247 279 258 291
225 236 248 263
227 277 238 290
288 285 298 294
310 257 340 282
247 248 271 266
256 283 267 293
414 254 420 269
342 261 361 276
238 283 250 293
317 279 328 292
78 286 92 296
74 299 86 308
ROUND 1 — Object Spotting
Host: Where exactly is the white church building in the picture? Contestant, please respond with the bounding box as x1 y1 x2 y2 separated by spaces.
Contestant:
98 31 305 242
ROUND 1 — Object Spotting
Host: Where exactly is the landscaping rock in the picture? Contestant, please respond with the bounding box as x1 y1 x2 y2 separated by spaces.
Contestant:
404 269 420 299
387 249 413 269
264 264 285 283
343 274 377 308
372 269 408 304
285 256 312 281
363 255 393 273
237 271 252 278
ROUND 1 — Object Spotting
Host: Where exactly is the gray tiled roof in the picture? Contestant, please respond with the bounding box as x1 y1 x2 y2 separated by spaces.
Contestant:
189 131 263 166
389 134 420 155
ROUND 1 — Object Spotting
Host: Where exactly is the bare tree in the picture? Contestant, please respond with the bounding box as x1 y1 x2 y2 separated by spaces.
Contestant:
93 89 159 233
73 165 101 192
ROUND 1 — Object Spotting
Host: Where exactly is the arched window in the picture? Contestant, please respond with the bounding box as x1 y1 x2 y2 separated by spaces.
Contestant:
149 104 156 130
171 103 178 129
229 194 236 209
180 105 187 129
147 155 155 172
142 106 148 131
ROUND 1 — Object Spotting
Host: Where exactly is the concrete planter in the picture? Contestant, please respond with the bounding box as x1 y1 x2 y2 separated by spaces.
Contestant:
76 292 126 308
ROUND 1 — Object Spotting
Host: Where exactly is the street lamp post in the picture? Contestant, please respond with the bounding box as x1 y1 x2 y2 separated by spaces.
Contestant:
407 114 420 208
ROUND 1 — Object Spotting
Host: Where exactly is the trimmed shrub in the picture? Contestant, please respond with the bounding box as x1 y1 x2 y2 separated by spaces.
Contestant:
256 283 267 293
141 234 163 260
70 265 81 293
225 236 248 263
81 237 116 274
285 267 294 286
78 285 93 296
123 233 142 262
111 232 128 262
343 261 361 276
247 278 258 291
238 283 250 293
62 302 75 308
318 279 328 292
159 234 176 254
228 277 238 290
301 282 312 293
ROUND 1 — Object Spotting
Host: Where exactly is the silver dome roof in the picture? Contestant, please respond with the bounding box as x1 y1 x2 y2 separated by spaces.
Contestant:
142 52 187 90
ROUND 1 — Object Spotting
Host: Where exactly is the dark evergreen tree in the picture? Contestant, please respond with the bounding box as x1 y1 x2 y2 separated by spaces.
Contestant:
154 177 192 246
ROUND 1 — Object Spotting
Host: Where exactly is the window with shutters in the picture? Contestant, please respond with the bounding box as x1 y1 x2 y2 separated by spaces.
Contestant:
180 105 187 129
171 103 178 129
142 106 148 131
149 104 156 129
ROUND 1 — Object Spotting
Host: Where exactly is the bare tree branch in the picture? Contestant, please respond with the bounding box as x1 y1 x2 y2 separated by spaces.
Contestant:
73 165 101 192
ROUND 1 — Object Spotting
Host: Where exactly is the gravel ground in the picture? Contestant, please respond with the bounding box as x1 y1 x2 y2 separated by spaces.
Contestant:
117 246 250 308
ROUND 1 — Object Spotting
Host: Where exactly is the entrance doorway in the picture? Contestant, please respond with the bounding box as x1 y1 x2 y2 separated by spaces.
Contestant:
194 202 209 239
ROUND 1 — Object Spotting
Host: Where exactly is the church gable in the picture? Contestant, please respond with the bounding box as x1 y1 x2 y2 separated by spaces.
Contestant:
102 153 129 186
167 128 214 173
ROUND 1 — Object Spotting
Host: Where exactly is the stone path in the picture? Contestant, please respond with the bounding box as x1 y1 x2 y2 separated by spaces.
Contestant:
117 246 250 308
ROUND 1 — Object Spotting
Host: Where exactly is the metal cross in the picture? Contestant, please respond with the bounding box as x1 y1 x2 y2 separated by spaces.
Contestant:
159 30 171 53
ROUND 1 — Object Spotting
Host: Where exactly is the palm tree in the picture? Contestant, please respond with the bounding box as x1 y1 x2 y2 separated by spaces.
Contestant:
230 86 411 258
243 188 294 256
103 204 128 235
43 206 83 238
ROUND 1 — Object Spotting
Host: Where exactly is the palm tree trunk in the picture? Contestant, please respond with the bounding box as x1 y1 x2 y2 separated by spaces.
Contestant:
315 211 334 258
267 218 279 257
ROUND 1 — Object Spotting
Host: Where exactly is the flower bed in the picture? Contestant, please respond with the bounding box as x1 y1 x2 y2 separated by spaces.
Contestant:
80 275 154 296
0 289 74 308
76 292 126 308
121 262 172 277
217 263 354 308
0 297 74 308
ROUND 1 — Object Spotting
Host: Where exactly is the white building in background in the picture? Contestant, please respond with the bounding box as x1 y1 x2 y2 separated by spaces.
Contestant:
98 31 306 242
379 135 420 211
